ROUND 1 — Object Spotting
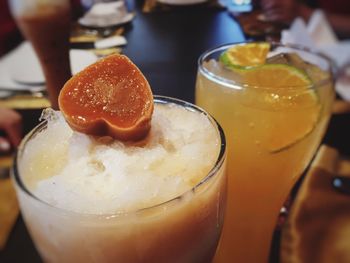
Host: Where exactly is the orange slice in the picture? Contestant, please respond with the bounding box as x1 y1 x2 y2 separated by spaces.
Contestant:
220 42 270 69
58 54 154 141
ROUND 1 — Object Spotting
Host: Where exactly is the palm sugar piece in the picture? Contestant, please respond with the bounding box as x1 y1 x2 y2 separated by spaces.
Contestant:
58 54 153 141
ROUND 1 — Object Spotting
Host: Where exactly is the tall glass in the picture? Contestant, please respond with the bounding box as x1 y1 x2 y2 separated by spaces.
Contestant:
12 96 227 263
195 42 334 263
8 0 72 109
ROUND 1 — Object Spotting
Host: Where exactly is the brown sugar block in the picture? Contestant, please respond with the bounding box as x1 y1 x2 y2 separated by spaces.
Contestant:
59 54 153 141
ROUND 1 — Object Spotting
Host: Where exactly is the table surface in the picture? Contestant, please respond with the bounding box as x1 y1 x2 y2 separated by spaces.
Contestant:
1 1 349 262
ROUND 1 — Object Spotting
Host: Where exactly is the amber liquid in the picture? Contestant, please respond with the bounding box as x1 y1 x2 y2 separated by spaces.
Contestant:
196 68 334 263
16 5 72 109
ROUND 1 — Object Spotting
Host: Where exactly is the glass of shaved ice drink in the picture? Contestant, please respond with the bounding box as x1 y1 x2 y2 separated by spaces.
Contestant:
195 42 334 263
12 95 227 263
12 52 227 263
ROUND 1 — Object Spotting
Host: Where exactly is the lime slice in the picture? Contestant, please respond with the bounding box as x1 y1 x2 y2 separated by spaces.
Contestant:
241 63 312 88
267 95 321 153
220 42 270 69
239 64 320 153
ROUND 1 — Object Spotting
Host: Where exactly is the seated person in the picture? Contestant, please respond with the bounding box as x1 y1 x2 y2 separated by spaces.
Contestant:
260 0 350 38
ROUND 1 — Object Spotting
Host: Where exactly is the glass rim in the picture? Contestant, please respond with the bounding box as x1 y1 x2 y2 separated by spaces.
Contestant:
12 95 227 219
197 41 335 90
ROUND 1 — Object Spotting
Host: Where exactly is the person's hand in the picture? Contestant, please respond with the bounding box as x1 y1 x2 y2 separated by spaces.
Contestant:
260 0 312 24
0 107 22 153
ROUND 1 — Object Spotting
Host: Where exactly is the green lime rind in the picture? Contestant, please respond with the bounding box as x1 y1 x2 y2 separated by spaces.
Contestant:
268 105 321 154
219 51 251 70
269 127 315 154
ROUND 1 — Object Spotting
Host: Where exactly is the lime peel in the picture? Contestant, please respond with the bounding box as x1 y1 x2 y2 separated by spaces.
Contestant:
268 104 321 154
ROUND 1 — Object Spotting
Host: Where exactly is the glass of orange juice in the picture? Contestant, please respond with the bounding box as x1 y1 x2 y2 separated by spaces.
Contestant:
195 42 334 263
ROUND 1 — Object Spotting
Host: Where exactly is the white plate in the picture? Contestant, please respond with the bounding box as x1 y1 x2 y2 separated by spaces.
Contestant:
78 1 134 28
70 49 98 74
8 42 45 85
157 0 208 6
0 41 98 92
78 12 134 28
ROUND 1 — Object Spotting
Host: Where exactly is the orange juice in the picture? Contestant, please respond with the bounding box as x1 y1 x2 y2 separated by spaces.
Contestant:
195 43 334 263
